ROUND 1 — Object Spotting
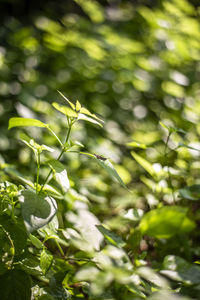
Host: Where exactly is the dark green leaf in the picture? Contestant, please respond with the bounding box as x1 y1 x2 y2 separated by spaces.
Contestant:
0 269 31 300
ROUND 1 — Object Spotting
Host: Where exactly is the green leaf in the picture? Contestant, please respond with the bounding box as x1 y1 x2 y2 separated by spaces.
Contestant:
131 151 155 177
48 160 70 192
139 206 195 238
96 225 126 248
57 90 75 110
78 113 103 127
19 255 43 276
126 141 147 149
4 167 34 188
0 269 31 300
19 190 57 233
137 266 169 288
0 214 27 255
52 102 78 118
80 107 103 122
94 157 127 188
8 117 47 129
179 185 200 201
161 255 200 285
40 249 53 274
76 100 81 111
29 233 43 249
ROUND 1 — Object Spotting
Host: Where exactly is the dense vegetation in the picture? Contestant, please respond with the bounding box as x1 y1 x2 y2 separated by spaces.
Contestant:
0 0 200 299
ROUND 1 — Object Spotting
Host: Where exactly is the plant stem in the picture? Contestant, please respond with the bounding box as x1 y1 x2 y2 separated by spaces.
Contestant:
55 239 65 256
36 151 40 193
40 122 72 193
164 132 175 202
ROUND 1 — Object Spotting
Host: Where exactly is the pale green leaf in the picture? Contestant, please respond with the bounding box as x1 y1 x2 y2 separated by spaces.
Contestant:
80 107 103 122
52 102 78 118
78 113 103 127
8 117 47 129
131 151 155 177
57 90 75 110
76 100 81 111
140 206 195 238
29 233 43 249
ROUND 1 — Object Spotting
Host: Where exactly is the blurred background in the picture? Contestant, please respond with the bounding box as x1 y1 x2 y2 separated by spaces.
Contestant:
0 0 200 226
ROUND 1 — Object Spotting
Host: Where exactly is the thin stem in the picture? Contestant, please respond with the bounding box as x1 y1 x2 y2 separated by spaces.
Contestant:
36 151 40 193
47 126 63 147
55 239 65 256
40 122 72 193
164 132 175 202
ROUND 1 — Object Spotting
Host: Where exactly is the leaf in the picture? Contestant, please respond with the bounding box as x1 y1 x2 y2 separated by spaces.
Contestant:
20 255 43 276
4 167 34 188
76 100 81 111
57 90 75 110
78 113 103 127
179 185 200 201
40 249 53 274
19 190 57 233
52 102 78 118
139 206 195 239
48 160 70 192
137 266 169 288
126 141 147 149
0 269 31 300
8 117 47 129
80 107 103 122
96 225 126 248
131 151 155 177
29 233 43 249
161 255 200 285
0 214 27 255
94 157 127 188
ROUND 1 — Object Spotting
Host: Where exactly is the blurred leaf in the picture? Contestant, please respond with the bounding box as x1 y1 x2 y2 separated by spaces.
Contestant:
75 100 81 112
80 107 103 122
179 185 200 201
139 206 195 238
8 118 47 129
78 113 103 127
96 225 126 248
131 151 155 177
161 255 200 285
126 141 147 149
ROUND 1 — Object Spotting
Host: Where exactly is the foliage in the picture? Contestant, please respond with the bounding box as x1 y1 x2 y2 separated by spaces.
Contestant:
0 0 200 299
